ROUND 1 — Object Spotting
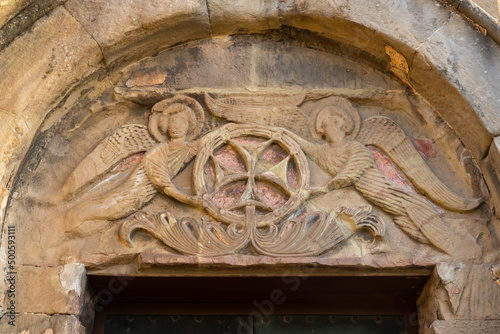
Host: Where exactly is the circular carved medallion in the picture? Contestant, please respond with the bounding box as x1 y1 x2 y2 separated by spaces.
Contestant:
194 124 310 227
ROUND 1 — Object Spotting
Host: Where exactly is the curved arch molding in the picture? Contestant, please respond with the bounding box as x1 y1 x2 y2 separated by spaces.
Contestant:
0 1 500 333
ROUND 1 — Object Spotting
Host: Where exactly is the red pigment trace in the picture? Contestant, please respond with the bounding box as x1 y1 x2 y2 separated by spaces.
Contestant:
412 139 436 159
368 146 418 194
214 146 246 172
287 160 298 189
112 153 144 172
257 183 288 209
369 146 446 215
260 144 288 164
213 182 246 209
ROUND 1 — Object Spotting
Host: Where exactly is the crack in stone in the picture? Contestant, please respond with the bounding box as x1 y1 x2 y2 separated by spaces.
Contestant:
414 14 452 56
0 0 69 53
204 0 213 38
61 5 106 67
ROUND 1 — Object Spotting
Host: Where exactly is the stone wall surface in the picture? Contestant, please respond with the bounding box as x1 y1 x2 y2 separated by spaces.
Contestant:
0 6 102 238
418 262 500 333
0 1 499 334
64 0 211 64
475 0 500 21
430 320 500 334
11 314 86 334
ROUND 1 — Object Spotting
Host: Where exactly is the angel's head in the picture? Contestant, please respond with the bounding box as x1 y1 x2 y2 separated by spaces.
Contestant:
149 96 205 142
158 104 195 140
315 106 354 145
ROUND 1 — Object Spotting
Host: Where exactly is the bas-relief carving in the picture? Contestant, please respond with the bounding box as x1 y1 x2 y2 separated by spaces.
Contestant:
56 92 485 259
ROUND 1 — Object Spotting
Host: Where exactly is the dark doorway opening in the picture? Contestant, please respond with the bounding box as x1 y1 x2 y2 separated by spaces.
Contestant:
90 275 427 333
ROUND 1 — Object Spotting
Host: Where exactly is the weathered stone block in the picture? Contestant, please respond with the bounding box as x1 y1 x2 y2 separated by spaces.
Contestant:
430 319 500 334
294 0 450 43
288 0 452 65
64 0 211 64
0 0 68 52
415 14 500 137
16 264 89 315
0 6 102 198
418 262 500 329
473 0 500 22
0 0 36 27
207 0 282 35
251 39 402 90
0 313 86 334
409 52 492 163
121 36 254 90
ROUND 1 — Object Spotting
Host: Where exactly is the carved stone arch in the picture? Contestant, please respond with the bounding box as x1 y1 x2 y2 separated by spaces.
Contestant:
1 1 500 333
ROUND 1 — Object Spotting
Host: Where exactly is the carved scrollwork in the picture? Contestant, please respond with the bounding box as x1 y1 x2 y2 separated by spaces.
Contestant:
119 204 385 257
120 211 249 256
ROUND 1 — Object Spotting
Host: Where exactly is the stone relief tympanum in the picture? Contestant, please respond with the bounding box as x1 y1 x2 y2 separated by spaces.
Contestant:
55 92 484 259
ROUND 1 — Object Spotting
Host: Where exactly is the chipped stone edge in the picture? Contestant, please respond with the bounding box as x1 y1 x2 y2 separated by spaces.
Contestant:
444 0 500 46
0 0 68 53
59 262 86 297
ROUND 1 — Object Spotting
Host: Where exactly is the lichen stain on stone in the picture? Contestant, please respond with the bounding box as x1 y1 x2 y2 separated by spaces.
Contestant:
126 66 167 87
59 262 86 297
385 45 410 86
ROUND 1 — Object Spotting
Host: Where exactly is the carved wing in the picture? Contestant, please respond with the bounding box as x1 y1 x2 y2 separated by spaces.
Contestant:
204 93 311 136
59 124 157 200
356 116 482 211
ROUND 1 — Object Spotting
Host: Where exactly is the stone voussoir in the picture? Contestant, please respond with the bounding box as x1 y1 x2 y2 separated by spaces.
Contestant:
64 0 211 64
0 6 102 196
414 13 500 138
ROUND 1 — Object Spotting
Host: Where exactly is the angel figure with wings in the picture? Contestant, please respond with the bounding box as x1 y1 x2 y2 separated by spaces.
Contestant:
283 98 482 258
61 95 214 234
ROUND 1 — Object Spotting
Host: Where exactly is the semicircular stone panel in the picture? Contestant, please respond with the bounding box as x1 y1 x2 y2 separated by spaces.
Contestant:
6 32 497 272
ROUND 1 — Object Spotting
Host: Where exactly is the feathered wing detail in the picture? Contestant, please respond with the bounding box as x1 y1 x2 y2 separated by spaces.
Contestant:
65 164 157 232
204 93 311 136
355 167 479 256
357 116 482 211
406 204 480 257
59 124 157 200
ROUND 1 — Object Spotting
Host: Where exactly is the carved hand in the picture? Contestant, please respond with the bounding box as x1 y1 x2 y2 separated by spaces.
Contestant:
306 186 329 196
163 184 177 195
327 177 351 190
165 186 202 207
280 128 302 143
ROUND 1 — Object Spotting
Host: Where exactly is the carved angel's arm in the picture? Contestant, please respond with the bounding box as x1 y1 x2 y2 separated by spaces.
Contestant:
326 141 375 190
280 128 321 158
162 184 202 207
143 144 203 206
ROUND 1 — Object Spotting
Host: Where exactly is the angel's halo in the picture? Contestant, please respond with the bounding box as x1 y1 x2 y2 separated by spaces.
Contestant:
311 97 361 141
149 95 205 142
